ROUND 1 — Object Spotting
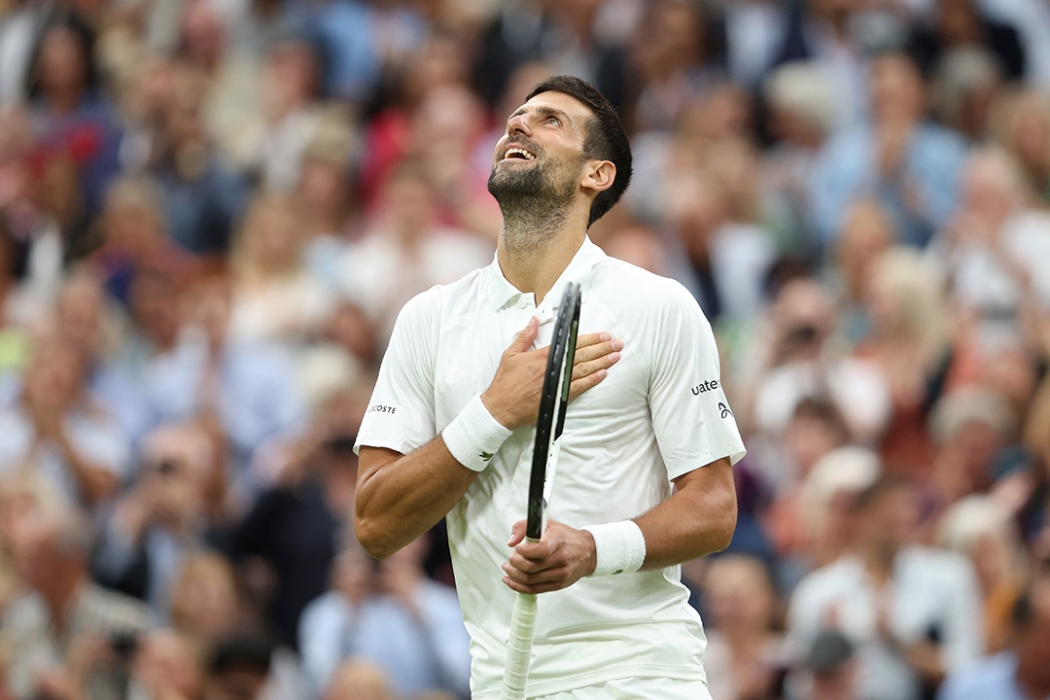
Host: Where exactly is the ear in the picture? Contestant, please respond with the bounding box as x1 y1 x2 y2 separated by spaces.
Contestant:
580 160 616 196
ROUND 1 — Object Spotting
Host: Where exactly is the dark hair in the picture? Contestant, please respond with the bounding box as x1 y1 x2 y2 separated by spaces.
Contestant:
25 13 99 99
209 630 276 676
791 397 851 445
525 75 632 227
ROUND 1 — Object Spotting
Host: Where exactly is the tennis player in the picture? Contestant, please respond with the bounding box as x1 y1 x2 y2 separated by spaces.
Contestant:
354 75 746 699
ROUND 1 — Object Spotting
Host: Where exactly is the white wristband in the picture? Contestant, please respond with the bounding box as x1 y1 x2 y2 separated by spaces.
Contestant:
583 520 647 576
442 395 513 472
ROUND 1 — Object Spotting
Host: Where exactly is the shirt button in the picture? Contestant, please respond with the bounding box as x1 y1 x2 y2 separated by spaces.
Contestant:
517 298 528 309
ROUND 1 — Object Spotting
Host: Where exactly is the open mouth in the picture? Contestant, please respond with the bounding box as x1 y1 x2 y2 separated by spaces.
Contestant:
503 147 536 161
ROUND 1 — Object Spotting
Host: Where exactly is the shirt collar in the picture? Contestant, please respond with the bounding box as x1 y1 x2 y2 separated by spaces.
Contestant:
484 236 606 313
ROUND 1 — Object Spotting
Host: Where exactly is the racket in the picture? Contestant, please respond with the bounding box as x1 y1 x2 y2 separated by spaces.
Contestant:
500 281 582 700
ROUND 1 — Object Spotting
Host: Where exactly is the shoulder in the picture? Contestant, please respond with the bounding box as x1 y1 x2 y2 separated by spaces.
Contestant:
1 591 47 632
593 257 700 318
916 123 970 155
791 558 860 604
903 546 976 585
82 583 151 629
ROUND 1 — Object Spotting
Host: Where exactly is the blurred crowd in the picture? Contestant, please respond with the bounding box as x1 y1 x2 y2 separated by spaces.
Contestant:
1 0 1050 698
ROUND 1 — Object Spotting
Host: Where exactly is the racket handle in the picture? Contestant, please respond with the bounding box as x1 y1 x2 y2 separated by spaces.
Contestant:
500 592 538 700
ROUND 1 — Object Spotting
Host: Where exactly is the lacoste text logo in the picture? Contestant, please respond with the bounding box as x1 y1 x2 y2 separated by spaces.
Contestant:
367 404 397 414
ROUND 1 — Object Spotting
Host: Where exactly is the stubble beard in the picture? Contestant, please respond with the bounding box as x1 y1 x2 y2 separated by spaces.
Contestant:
488 157 580 253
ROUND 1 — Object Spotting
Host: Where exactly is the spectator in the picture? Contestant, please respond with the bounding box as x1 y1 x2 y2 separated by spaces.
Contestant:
168 551 241 651
761 61 838 256
89 176 192 306
92 422 227 615
810 51 970 248
0 470 65 615
939 147 1050 342
233 387 361 648
701 554 787 700
930 47 1003 142
204 630 307 700
148 62 248 257
830 199 895 343
938 569 1050 700
25 16 123 214
787 476 984 700
0 334 128 506
854 246 978 479
1 501 151 700
629 0 724 133
763 401 853 561
228 194 335 348
298 535 470 698
928 386 1024 507
744 278 891 462
293 134 359 292
794 447 881 571
802 629 860 700
907 0 1026 81
665 170 775 324
127 629 205 700
251 37 328 194
937 495 1027 653
145 275 304 476
772 0 879 130
991 88 1050 204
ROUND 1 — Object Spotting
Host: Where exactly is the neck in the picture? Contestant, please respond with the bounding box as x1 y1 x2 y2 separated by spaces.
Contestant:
497 207 587 304
859 543 896 584
41 568 84 626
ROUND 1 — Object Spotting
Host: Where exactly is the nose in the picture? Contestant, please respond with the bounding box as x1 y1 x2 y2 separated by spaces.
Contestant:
506 112 532 138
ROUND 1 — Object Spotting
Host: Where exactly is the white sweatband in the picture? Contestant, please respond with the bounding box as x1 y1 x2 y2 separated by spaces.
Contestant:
441 395 513 472
583 520 647 576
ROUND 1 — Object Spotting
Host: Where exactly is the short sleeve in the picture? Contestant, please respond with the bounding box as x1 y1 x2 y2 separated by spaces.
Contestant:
355 290 438 456
647 283 746 481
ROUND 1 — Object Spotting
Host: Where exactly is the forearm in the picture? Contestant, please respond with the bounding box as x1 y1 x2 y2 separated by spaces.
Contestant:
355 440 479 559
634 457 737 570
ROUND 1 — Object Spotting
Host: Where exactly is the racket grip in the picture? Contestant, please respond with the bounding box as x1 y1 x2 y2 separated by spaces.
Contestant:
500 592 538 700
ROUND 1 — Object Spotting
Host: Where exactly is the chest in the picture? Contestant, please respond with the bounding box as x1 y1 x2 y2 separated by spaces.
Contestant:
431 304 649 434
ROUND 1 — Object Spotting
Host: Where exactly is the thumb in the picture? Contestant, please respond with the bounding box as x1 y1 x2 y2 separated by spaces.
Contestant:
507 317 538 354
507 519 528 547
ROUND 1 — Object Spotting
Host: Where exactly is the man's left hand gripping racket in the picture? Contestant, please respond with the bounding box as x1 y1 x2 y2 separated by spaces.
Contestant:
500 282 582 700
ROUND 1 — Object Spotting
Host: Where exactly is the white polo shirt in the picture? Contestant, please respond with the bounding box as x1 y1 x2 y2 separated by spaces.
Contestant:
356 237 746 697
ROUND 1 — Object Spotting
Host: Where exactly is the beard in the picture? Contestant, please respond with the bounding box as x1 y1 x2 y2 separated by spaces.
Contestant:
487 154 581 250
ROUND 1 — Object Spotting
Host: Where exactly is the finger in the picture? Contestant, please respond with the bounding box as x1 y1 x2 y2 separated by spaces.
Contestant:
507 520 527 547
571 349 620 382
572 338 622 366
507 550 563 574
568 369 608 402
573 332 611 351
502 575 572 595
515 539 554 560
502 562 569 585
507 317 539 354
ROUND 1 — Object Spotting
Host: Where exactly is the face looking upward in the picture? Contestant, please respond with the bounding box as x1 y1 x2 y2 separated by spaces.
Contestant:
487 90 615 223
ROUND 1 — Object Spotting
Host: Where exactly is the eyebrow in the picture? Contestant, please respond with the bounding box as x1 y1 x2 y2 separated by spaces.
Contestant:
509 104 574 126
